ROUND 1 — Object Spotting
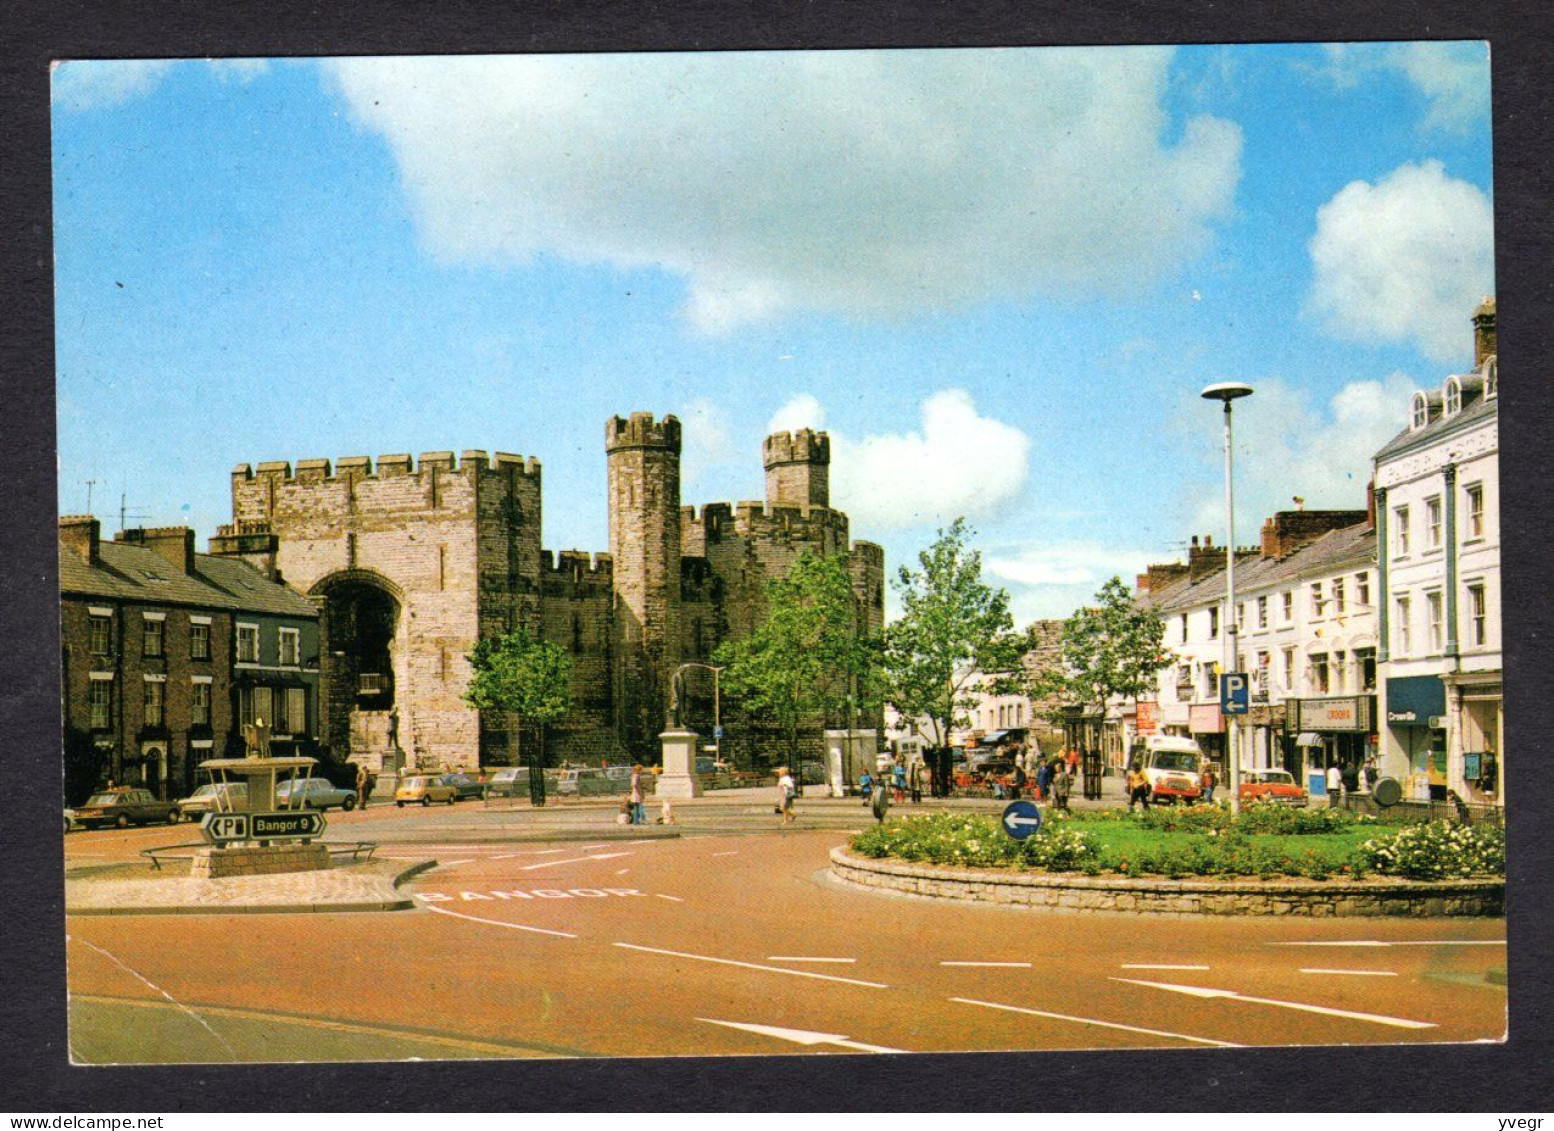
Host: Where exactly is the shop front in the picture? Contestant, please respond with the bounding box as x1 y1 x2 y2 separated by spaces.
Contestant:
1291 695 1376 799
1247 704 1286 773
1189 703 1224 765
1443 672 1503 807
1383 675 1447 801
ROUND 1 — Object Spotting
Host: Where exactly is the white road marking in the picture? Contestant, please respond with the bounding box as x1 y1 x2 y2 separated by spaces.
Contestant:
67 934 238 1057
422 903 578 938
712 851 739 857
579 844 608 851
1121 964 1211 971
697 1018 904 1054
1111 978 1435 1029
767 957 857 964
951 997 1239 1048
615 869 630 875
654 894 684 902
520 852 632 871
1300 969 1398 977
613 943 889 989
941 961 1032 968
1270 939 1505 948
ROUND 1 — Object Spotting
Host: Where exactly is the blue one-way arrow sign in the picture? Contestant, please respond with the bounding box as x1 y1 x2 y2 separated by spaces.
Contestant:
1000 800 1043 840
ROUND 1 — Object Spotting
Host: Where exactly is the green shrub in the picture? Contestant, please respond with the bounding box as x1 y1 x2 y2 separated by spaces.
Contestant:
1359 821 1505 879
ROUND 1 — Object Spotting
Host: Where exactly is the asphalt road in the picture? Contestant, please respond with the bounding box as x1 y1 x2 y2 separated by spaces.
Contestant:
62 802 1508 1064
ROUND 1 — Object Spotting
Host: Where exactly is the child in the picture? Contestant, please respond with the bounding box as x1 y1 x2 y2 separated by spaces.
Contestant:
657 798 676 825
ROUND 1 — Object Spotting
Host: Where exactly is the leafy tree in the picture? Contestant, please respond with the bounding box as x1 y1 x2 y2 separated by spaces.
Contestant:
880 518 1025 748
714 551 879 770
1027 575 1171 750
463 629 573 805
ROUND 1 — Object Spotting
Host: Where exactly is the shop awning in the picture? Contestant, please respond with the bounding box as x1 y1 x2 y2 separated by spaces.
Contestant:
1295 732 1324 746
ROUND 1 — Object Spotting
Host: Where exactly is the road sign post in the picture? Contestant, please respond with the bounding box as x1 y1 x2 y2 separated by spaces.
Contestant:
1000 799 1043 840
1220 672 1249 716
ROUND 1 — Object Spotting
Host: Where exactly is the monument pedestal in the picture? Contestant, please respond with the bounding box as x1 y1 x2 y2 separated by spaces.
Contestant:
191 843 330 878
657 728 703 799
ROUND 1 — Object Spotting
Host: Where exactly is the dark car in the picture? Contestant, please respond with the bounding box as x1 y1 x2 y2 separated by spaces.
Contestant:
438 772 485 800
67 787 180 830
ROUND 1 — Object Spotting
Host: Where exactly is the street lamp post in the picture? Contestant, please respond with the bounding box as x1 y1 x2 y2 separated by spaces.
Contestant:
1201 381 1254 814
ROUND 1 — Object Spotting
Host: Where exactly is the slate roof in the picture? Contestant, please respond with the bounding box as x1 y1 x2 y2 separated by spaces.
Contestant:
60 540 316 618
1373 388 1498 463
1144 523 1376 615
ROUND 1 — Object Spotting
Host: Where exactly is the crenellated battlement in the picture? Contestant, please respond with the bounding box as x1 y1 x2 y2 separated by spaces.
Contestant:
762 428 831 469
232 450 542 483
850 540 885 566
606 412 682 454
732 499 850 536
540 549 615 578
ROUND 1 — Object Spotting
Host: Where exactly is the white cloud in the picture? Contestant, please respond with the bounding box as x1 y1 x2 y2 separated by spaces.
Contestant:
52 60 176 111
1178 372 1416 534
1312 42 1489 133
767 389 1028 531
679 398 736 487
1307 161 1494 364
986 540 1158 623
326 50 1242 332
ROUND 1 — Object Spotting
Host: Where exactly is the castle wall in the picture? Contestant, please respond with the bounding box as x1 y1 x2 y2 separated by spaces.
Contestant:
539 551 621 764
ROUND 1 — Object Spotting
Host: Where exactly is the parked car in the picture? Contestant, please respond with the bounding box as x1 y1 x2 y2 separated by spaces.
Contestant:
395 775 458 806
1129 735 1204 804
67 787 180 830
557 767 615 796
1239 769 1308 806
484 767 531 798
176 782 249 821
438 772 485 800
275 777 358 811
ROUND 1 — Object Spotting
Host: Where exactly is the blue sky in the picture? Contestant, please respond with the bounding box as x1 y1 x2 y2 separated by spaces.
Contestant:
51 45 1494 621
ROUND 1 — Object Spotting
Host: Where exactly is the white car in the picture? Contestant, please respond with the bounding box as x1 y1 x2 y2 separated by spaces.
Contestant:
1129 736 1205 803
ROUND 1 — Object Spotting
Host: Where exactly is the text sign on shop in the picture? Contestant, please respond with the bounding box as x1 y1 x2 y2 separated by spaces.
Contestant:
1297 697 1371 732
199 810 325 845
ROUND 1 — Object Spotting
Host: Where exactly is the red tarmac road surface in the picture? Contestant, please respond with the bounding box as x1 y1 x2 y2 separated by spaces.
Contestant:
63 819 1507 1063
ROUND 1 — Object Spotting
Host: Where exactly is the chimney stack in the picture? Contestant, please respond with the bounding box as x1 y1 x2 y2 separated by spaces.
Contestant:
117 526 196 575
1473 296 1496 367
59 515 101 564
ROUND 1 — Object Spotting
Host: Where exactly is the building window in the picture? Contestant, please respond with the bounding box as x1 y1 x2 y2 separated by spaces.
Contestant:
142 617 164 658
1444 377 1462 416
1208 607 1219 639
1410 392 1429 430
1356 647 1377 692
278 628 300 667
240 684 274 728
1281 591 1293 622
1254 650 1270 692
1468 583 1487 647
1281 646 1295 692
1465 483 1484 540
1333 578 1345 615
1333 651 1348 692
1394 506 1410 557
237 624 260 664
190 622 210 660
89 680 111 729
1310 653 1329 695
1174 665 1193 700
1256 596 1267 628
89 615 112 656
1425 495 1443 550
1426 591 1444 653
1179 614 1188 643
1395 597 1412 655
191 681 211 726
1310 581 1324 618
1357 572 1370 608
143 680 164 728
1200 663 1218 700
1236 602 1245 631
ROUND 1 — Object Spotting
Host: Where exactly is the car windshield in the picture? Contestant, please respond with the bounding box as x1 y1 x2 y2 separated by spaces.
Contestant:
83 793 121 806
188 785 218 799
1255 771 1294 784
1152 753 1198 772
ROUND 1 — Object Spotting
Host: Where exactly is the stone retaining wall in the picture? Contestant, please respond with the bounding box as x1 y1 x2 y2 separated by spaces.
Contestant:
830 847 1503 917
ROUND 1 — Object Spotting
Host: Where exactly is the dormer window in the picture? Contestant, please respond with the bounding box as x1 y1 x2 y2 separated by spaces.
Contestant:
1484 359 1497 400
1444 377 1462 417
1410 392 1429 430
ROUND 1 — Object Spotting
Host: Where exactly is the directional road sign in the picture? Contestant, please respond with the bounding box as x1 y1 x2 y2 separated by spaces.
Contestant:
1000 799 1043 840
200 810 325 846
1220 671 1250 715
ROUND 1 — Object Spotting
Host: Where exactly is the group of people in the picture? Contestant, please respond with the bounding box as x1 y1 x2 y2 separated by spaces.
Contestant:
858 755 926 808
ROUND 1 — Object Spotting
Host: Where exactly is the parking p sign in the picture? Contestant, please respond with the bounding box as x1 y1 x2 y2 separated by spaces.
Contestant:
1221 671 1250 715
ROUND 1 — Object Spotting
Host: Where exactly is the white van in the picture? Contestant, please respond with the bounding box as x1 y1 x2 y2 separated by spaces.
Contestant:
1127 735 1205 803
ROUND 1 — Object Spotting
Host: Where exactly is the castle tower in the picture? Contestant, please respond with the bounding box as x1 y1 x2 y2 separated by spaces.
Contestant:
763 428 830 509
606 413 683 761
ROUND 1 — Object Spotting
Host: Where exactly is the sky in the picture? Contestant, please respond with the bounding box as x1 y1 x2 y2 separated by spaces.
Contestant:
51 44 1495 623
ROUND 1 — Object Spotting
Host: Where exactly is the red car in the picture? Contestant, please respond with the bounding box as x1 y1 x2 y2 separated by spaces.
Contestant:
1238 769 1308 806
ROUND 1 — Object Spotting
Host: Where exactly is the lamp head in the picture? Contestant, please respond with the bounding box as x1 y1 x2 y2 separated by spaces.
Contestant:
1201 381 1254 403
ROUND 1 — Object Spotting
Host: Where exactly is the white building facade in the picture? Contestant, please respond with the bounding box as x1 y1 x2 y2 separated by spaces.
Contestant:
1373 299 1501 806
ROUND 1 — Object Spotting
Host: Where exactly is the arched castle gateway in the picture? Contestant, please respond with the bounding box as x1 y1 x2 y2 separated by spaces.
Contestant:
211 415 884 771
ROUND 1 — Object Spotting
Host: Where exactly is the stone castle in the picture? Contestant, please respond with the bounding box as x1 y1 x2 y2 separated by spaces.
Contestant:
211 414 884 770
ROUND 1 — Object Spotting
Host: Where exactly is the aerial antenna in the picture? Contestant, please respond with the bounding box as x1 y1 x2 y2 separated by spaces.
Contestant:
83 477 99 515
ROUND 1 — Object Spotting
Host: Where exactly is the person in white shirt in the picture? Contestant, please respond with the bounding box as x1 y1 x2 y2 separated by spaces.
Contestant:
777 767 797 825
1326 763 1343 808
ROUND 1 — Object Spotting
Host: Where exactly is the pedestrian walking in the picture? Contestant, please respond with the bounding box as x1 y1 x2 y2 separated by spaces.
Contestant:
1053 763 1072 812
355 763 371 810
859 769 875 807
1012 759 1028 800
1035 757 1052 802
1201 763 1218 806
1127 763 1152 811
891 758 907 803
1364 754 1380 793
908 758 924 804
1326 763 1343 808
629 765 646 825
777 766 797 825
